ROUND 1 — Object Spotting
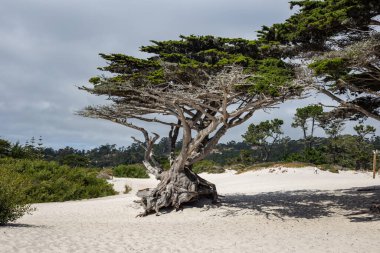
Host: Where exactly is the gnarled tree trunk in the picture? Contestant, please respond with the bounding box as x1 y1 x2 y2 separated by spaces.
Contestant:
137 164 217 216
134 127 218 216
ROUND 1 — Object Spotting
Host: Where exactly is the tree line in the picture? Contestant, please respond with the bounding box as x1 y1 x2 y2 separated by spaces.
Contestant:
1 106 378 171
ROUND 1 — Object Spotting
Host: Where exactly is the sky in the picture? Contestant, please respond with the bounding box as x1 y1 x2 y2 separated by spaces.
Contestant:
0 0 378 150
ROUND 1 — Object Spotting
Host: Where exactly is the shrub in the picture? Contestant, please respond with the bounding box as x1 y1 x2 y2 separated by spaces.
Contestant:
0 167 34 225
0 158 117 203
285 148 327 165
113 164 149 178
192 160 225 174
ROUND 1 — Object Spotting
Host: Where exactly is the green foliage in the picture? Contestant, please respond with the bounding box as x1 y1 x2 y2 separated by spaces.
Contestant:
0 167 33 225
242 118 284 161
192 160 224 174
232 149 256 165
243 119 284 146
90 35 263 93
0 139 11 158
292 105 323 131
141 35 260 63
292 105 324 149
89 35 297 99
112 164 149 178
309 57 348 80
307 34 380 121
286 148 327 165
320 117 345 139
59 154 89 168
257 0 380 47
156 156 171 170
0 158 116 203
98 53 160 75
354 124 376 140
248 58 294 96
207 141 251 165
89 77 101 85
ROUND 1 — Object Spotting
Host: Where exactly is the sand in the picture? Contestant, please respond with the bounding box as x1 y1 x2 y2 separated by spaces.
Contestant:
1 167 380 253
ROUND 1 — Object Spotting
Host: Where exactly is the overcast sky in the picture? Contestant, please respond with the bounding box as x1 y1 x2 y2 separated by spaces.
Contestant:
0 0 378 149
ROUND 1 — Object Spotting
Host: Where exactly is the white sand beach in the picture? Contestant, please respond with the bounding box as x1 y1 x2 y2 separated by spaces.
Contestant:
1 167 380 253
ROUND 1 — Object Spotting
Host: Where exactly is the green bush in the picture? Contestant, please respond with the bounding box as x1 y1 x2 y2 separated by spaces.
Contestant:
113 164 149 178
192 160 225 174
285 148 327 165
0 158 117 203
0 167 33 225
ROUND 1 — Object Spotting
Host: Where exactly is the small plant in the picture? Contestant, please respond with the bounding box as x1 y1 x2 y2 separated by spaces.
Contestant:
0 168 34 225
124 184 132 194
318 164 340 173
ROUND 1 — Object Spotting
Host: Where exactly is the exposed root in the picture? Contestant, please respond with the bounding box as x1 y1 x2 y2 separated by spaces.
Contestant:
136 167 218 216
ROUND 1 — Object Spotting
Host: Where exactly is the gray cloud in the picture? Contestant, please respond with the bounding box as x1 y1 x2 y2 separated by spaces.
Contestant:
0 0 377 149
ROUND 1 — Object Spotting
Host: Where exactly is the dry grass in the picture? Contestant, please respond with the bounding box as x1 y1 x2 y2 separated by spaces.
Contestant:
233 162 315 174
124 184 132 194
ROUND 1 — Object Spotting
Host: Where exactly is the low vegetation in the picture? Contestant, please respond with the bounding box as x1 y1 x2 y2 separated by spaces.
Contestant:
0 158 117 203
112 164 149 178
192 160 225 174
0 167 33 225
318 164 340 174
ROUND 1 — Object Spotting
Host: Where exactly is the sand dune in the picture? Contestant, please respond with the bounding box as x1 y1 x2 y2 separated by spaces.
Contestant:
1 167 380 253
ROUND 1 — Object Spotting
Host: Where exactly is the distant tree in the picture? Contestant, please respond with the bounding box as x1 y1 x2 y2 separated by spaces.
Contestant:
242 119 284 161
238 149 256 165
291 104 323 149
320 118 345 140
320 117 345 163
353 124 376 169
353 124 376 141
60 154 89 168
10 142 27 159
373 136 380 150
0 139 11 158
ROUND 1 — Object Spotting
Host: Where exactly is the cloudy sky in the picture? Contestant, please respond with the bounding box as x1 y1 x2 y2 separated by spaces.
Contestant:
0 0 377 149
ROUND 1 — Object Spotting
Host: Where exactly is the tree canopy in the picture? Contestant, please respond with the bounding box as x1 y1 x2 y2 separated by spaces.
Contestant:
257 0 380 121
258 0 380 49
79 35 303 216
242 118 284 162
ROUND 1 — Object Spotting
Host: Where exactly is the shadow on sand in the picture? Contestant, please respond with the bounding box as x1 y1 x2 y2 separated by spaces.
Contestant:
0 223 48 228
207 186 380 222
